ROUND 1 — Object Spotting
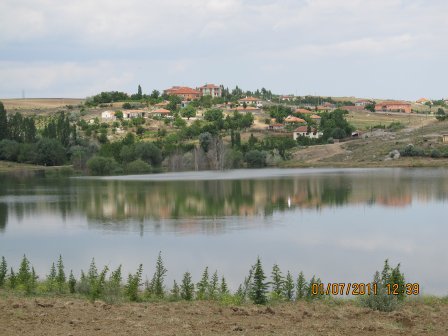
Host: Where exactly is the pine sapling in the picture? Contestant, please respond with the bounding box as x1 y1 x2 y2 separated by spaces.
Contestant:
9 268 17 289
125 264 143 302
220 276 229 296
180 272 194 301
152 252 167 298
18 255 31 288
196 267 209 300
283 271 295 301
47 262 57 292
271 263 284 299
56 255 66 293
0 256 7 287
296 271 307 301
250 257 268 305
208 271 219 300
170 280 180 301
68 270 76 294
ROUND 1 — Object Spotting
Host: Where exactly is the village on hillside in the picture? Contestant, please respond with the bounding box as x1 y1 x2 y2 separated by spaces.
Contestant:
1 83 448 173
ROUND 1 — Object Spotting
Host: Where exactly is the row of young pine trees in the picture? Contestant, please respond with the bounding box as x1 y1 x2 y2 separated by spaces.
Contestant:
0 254 406 309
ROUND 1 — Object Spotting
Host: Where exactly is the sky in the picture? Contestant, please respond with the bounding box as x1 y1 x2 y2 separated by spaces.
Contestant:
0 0 447 100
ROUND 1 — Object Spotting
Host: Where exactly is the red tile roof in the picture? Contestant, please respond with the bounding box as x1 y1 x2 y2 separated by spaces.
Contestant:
165 86 200 95
295 126 316 133
296 108 313 114
285 115 305 123
152 108 171 114
376 101 410 106
199 84 220 89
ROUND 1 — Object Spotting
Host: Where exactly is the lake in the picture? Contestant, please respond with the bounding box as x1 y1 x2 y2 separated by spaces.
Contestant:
0 168 447 295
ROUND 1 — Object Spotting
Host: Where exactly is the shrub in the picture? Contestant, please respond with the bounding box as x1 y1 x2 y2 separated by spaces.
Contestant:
0 256 7 287
400 144 425 157
0 140 20 161
125 159 151 174
87 156 119 175
245 150 267 168
360 271 399 312
431 149 441 158
180 272 194 301
250 257 268 305
125 264 143 302
387 122 405 131
34 138 66 166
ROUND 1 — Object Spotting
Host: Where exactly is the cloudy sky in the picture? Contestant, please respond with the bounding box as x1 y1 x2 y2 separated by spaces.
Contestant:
1 0 447 100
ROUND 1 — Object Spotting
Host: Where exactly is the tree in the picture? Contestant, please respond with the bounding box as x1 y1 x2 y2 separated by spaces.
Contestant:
0 102 8 140
180 272 194 301
125 159 151 174
68 270 76 294
56 255 66 293
283 271 295 301
151 252 167 298
0 256 7 287
125 264 142 302
137 85 143 100
436 108 446 121
134 142 162 166
296 271 307 300
35 138 66 166
220 276 229 295
87 156 118 175
199 132 213 152
196 267 209 300
115 111 124 120
271 264 284 298
245 150 266 168
150 90 160 100
250 257 268 304
181 105 196 120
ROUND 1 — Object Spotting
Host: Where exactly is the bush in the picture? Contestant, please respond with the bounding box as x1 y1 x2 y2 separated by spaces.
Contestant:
125 159 151 174
431 149 442 158
245 150 267 168
87 156 119 175
400 144 425 157
0 140 20 161
387 122 405 131
34 138 66 166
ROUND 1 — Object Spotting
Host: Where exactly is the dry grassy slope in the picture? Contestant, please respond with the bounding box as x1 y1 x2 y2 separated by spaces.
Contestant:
0 295 447 336
285 120 448 167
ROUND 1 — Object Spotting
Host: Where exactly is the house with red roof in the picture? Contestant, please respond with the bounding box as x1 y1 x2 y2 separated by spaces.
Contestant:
375 101 411 113
198 84 222 98
284 115 306 123
293 126 323 140
164 86 201 101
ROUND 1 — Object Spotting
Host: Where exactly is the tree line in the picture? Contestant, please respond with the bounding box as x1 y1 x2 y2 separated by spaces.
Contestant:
0 254 406 311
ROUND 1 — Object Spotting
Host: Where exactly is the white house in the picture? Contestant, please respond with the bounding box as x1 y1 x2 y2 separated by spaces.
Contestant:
238 96 263 108
293 126 323 140
101 111 116 121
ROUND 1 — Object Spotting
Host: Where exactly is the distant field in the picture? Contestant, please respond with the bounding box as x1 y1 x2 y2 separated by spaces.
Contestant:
347 110 434 130
1 98 84 110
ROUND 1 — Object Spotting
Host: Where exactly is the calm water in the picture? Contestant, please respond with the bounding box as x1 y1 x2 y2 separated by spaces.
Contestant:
0 168 447 295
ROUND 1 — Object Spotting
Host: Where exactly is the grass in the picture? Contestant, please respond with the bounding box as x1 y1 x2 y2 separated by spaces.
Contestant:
347 110 433 131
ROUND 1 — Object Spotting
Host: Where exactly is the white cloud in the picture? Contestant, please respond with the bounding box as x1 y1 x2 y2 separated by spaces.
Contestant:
0 0 447 98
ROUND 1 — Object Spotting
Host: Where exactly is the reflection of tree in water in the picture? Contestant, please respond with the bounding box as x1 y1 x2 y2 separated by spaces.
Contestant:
0 203 7 232
320 176 352 206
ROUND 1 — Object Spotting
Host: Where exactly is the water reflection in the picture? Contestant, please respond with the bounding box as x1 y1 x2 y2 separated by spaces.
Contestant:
0 169 448 233
0 168 448 295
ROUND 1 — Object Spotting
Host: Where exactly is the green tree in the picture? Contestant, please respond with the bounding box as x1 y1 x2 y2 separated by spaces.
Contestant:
0 102 7 140
68 270 76 294
181 105 196 120
0 256 7 287
9 268 17 289
245 150 266 168
35 138 66 166
47 262 57 292
196 267 209 300
115 111 124 120
220 276 229 295
170 280 180 301
180 272 194 301
271 264 284 298
436 108 446 121
296 272 307 301
199 132 213 152
151 252 167 298
134 142 162 166
125 264 143 301
208 271 219 300
87 156 118 175
56 255 66 293
283 271 295 301
125 159 151 174
250 257 268 305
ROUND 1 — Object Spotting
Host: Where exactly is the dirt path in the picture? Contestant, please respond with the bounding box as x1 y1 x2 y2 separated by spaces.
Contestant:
291 143 346 163
1 296 447 335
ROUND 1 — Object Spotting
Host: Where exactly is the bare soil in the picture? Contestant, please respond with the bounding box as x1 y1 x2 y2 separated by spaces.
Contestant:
1 295 447 335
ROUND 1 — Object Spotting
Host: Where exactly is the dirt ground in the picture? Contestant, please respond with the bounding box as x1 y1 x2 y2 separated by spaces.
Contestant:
1 295 447 336
1 98 84 110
